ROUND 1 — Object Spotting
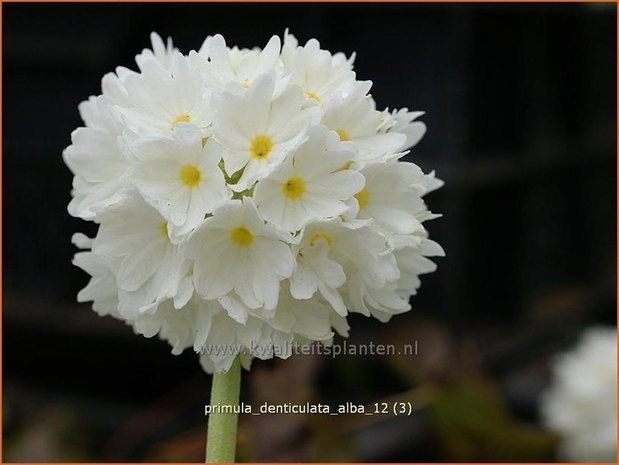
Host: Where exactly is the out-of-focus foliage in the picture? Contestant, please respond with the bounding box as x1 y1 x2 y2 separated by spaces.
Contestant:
428 378 557 462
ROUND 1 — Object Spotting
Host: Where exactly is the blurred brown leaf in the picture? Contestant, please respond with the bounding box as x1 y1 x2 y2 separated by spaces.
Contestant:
428 377 558 462
5 406 90 462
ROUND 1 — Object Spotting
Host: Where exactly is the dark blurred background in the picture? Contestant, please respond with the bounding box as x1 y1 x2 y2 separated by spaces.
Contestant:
3 2 616 462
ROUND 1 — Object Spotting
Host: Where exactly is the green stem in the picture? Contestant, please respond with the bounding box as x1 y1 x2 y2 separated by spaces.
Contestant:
206 356 241 463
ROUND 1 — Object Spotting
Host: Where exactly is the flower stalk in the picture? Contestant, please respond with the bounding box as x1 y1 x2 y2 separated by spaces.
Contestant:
206 356 241 463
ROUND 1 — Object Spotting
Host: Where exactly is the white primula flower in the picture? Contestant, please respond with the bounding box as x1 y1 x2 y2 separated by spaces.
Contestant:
100 66 134 107
321 81 406 163
254 126 365 232
120 53 211 133
66 30 443 373
92 195 191 317
73 251 121 318
393 237 445 301
196 285 335 374
211 73 318 190
290 219 400 318
197 304 264 373
133 297 204 356
281 31 356 104
541 327 617 462
135 32 178 72
265 282 335 342
289 221 348 315
186 198 295 311
63 95 129 219
191 34 284 93
351 160 442 247
128 124 231 237
378 108 427 151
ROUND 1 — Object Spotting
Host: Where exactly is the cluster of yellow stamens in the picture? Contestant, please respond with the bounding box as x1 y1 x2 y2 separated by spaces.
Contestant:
305 90 321 103
160 221 169 240
281 176 305 200
309 231 333 247
250 134 274 160
230 227 253 246
171 113 191 128
179 164 201 187
335 128 351 141
354 187 369 210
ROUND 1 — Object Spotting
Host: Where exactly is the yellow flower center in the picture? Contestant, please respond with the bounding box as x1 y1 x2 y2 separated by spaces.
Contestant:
179 164 201 187
354 187 369 210
171 113 191 128
241 79 250 89
250 134 273 160
281 176 305 200
160 221 169 240
335 128 351 142
230 227 253 247
305 90 321 103
309 231 333 247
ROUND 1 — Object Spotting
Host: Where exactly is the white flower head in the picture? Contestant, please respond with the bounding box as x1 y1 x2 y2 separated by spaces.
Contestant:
254 125 365 232
321 81 406 163
289 220 349 315
91 195 190 317
120 53 211 134
65 30 443 373
128 124 231 237
211 73 319 191
351 160 442 247
73 250 121 318
541 327 617 462
63 95 129 219
290 218 401 318
186 198 295 312
281 31 357 104
135 32 179 72
379 107 427 151
394 237 445 297
191 34 284 93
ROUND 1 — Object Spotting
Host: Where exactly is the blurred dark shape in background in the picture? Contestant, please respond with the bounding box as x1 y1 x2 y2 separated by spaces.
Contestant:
3 3 616 462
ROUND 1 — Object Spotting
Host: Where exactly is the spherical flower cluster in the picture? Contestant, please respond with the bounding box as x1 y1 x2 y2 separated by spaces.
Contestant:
65 31 444 373
541 327 617 462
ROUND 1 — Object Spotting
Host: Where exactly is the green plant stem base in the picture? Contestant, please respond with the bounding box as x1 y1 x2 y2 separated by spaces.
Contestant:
205 356 241 463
